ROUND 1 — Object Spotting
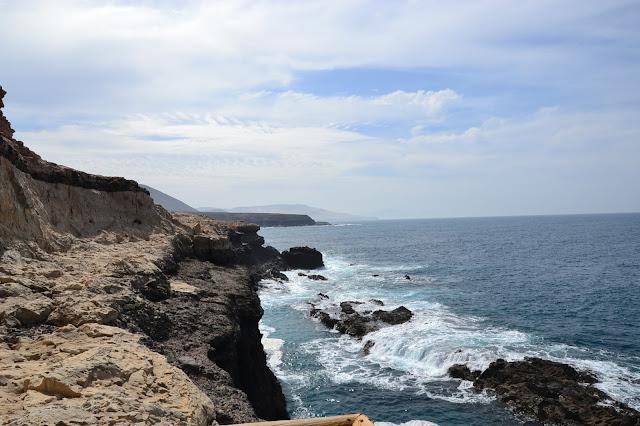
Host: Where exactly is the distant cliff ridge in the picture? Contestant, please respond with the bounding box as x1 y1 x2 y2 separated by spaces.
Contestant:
201 211 317 227
200 204 378 223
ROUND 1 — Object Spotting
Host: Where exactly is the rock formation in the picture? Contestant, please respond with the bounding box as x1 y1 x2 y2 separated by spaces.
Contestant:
281 246 324 269
201 212 317 227
448 358 640 425
0 86 288 425
0 86 14 140
309 299 413 339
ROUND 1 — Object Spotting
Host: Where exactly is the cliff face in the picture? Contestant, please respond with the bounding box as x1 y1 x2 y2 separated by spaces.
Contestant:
0 86 288 424
0 89 170 252
0 86 14 140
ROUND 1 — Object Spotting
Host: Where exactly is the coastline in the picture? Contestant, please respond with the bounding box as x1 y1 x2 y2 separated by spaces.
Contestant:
0 88 291 424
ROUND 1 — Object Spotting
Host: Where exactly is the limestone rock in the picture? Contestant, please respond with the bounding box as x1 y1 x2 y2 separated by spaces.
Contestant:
0 91 290 425
0 323 216 425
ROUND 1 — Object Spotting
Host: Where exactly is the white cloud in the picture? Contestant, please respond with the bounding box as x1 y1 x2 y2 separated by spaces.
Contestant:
17 103 640 217
2 0 637 112
1 0 639 217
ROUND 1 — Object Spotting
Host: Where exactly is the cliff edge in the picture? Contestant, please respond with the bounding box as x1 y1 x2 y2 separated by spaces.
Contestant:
0 86 288 425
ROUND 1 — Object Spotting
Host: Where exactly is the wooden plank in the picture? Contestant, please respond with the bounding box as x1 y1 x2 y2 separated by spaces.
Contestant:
233 413 374 426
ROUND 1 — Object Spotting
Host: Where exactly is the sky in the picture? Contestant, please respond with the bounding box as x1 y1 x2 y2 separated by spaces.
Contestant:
1 0 639 219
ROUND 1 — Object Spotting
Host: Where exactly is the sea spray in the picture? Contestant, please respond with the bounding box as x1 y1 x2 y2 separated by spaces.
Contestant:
259 215 640 423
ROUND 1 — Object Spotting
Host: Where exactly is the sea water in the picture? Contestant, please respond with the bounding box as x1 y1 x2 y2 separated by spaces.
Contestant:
257 214 640 425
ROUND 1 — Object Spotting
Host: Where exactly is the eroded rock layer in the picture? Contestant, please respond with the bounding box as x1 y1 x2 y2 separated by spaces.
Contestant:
0 86 288 425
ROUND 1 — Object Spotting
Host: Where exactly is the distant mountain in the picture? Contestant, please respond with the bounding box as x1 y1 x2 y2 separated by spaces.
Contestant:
199 204 377 223
140 185 198 212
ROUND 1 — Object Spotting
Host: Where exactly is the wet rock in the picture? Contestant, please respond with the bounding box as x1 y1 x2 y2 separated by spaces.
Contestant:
363 340 375 355
310 302 413 339
281 246 324 269
448 363 481 381
473 357 640 425
372 306 413 325
340 301 358 315
307 274 327 281
336 315 374 338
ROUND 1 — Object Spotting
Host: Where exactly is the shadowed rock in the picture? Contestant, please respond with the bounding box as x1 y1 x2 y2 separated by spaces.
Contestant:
448 364 481 381
310 301 413 339
467 357 640 425
281 246 324 269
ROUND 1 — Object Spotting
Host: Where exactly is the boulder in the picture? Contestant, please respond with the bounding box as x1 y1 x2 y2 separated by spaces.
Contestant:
307 274 327 281
310 302 413 339
473 357 640 425
281 246 324 269
448 363 481 381
372 306 413 325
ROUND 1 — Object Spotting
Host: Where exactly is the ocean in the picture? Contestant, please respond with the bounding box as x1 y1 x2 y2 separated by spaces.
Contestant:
257 214 640 425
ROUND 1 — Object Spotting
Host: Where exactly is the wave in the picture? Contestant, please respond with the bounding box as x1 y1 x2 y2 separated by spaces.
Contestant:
259 255 640 411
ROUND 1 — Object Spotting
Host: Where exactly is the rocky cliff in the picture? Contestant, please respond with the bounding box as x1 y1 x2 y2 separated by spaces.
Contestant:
201 212 316 227
0 86 288 425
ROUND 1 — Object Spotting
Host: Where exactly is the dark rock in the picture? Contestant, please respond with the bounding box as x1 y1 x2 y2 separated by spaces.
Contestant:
311 302 412 339
0 86 15 140
448 363 481 381
116 230 290 423
372 274 380 277
369 299 384 306
372 306 413 325
340 302 357 315
281 246 324 269
298 272 307 276
310 308 339 329
404 274 411 280
336 315 373 339
317 293 329 299
473 357 640 426
270 271 289 281
307 274 327 281
363 340 375 355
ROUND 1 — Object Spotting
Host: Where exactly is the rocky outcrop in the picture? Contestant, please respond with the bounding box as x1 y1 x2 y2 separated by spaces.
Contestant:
282 246 324 269
0 86 14 140
0 147 173 252
1 323 215 425
201 212 317 227
0 87 289 424
449 358 640 425
310 299 413 339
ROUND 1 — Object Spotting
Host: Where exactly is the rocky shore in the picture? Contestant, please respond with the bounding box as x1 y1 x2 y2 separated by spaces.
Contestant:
0 86 289 425
449 358 640 425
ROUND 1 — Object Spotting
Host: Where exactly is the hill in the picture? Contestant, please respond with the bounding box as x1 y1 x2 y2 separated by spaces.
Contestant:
200 204 377 223
200 212 316 227
140 184 199 212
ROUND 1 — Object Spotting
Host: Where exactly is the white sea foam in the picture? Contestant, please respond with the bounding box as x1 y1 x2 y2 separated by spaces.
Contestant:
259 324 283 370
259 253 640 412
